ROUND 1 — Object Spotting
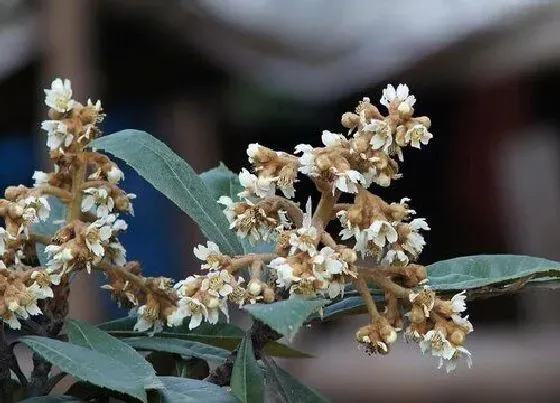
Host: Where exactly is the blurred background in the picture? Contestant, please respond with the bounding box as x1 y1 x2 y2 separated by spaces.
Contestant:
2 0 560 401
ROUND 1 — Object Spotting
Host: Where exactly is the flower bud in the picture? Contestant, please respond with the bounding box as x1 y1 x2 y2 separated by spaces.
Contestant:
397 101 413 118
262 286 275 303
247 279 262 296
409 305 426 324
206 297 220 309
341 112 359 129
450 329 465 346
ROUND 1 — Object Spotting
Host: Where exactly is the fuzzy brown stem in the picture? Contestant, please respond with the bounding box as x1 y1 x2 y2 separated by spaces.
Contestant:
28 232 53 246
264 197 304 228
320 231 337 248
312 190 340 231
353 277 380 320
34 185 72 202
227 253 276 273
67 155 86 221
358 268 411 299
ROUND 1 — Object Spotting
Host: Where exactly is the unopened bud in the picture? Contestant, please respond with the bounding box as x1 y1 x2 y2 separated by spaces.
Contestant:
5 185 26 201
247 279 262 296
397 101 412 118
409 305 426 324
206 297 220 309
340 247 357 263
341 112 359 129
262 286 275 303
450 329 465 346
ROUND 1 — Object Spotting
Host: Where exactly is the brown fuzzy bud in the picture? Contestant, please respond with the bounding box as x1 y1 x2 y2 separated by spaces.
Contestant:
450 329 465 346
409 305 426 324
5 185 27 202
262 286 275 303
341 112 360 129
114 194 130 211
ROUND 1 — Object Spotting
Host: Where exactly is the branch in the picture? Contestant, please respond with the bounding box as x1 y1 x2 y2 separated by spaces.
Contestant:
33 185 72 202
312 189 340 231
358 268 411 299
353 277 380 321
228 253 276 273
262 197 304 228
28 232 53 246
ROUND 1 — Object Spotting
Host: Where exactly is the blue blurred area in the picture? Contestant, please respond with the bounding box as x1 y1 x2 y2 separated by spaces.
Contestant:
0 107 181 319
0 135 37 188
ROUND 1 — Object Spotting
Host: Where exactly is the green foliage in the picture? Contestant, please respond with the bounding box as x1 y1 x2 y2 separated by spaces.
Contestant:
123 337 230 362
200 162 243 202
322 296 368 319
66 319 162 390
263 356 328 403
151 377 236 403
427 255 560 290
21 336 148 402
244 297 328 337
230 334 265 403
103 318 312 358
93 130 243 256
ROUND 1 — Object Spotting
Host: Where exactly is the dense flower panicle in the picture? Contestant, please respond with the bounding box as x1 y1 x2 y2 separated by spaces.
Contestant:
3 78 479 375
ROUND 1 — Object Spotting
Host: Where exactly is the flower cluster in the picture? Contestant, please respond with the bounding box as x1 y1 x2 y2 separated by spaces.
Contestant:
0 79 475 374
203 83 472 371
409 288 473 372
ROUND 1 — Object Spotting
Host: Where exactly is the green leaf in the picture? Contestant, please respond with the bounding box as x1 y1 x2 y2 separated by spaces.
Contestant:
176 322 244 337
322 296 366 319
200 162 243 202
244 297 328 336
93 130 243 256
320 294 386 320
427 255 560 290
66 319 162 390
32 196 66 266
263 356 328 403
19 397 82 403
262 342 313 358
98 315 137 332
21 336 147 403
230 334 264 403
123 337 230 362
108 325 312 358
151 377 236 403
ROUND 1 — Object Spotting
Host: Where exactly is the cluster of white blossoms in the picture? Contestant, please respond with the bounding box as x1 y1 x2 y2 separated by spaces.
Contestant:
0 190 56 329
218 196 291 246
42 78 103 152
407 287 474 372
0 78 136 329
338 209 430 266
134 241 260 332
